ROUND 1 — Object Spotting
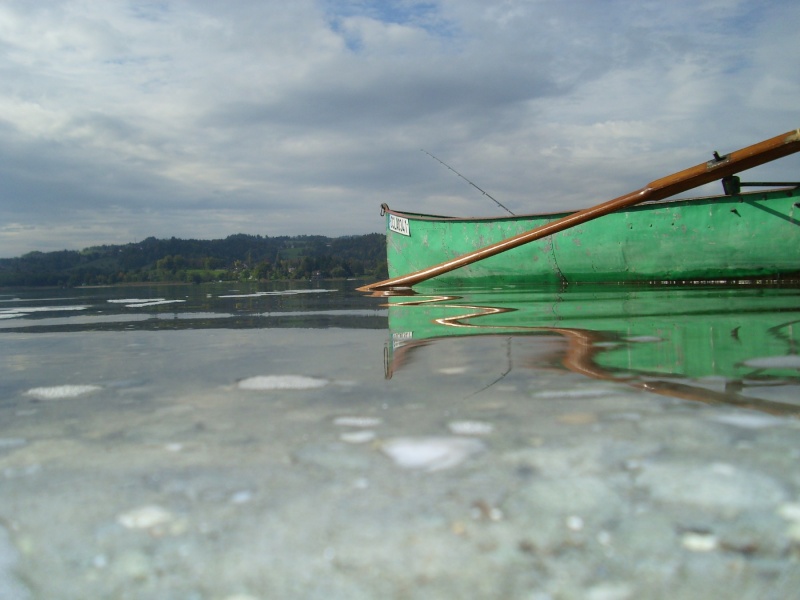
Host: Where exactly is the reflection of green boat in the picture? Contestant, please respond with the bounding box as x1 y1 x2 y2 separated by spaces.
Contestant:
385 287 800 415
382 185 800 287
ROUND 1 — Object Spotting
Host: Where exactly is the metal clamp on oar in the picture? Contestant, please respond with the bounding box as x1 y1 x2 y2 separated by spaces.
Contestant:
721 175 800 196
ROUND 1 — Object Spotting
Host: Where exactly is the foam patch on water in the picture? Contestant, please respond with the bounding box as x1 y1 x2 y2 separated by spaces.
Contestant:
237 375 329 391
5 306 88 312
107 298 188 308
0 305 88 319
125 300 186 308
742 355 800 369
25 385 102 400
219 289 335 298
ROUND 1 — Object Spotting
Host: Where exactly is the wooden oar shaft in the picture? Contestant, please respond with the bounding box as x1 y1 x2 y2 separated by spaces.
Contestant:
359 129 800 292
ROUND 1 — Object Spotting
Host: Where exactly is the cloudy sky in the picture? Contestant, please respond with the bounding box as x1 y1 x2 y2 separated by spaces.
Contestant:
1 0 798 257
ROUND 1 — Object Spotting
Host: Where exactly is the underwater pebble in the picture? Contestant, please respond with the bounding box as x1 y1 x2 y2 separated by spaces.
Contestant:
117 505 175 530
447 420 493 435
597 530 613 546
229 490 254 505
25 385 101 400
777 503 800 541
237 375 329 391
438 366 469 375
339 430 376 444
585 582 636 600
637 462 788 510
0 523 32 599
681 532 718 552
777 502 800 522
585 582 634 600
112 550 151 579
742 355 800 369
293 443 371 470
557 412 598 425
787 522 800 543
507 476 620 517
93 554 109 569
471 500 503 521
380 437 486 472
333 416 382 428
566 515 584 531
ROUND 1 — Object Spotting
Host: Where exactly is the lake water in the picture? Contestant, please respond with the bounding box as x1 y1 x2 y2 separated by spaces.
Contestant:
1 281 799 599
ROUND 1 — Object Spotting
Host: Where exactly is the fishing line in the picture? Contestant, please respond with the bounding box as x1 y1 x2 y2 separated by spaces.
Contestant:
421 149 515 216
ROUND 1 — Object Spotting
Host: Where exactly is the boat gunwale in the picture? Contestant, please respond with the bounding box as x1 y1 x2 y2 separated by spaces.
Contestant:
382 185 800 223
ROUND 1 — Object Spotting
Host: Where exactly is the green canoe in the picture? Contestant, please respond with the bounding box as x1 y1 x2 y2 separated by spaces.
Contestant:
381 184 800 288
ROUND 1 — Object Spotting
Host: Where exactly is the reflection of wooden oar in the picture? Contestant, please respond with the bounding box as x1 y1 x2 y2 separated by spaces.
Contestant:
359 129 800 292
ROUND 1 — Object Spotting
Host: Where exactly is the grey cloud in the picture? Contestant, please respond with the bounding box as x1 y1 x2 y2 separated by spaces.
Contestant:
0 0 798 258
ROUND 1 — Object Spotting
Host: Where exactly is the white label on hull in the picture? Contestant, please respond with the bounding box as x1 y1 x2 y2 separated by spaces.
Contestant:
389 215 410 236
392 331 413 349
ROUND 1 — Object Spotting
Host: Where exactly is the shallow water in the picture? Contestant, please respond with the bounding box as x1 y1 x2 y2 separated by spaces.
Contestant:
1 281 799 599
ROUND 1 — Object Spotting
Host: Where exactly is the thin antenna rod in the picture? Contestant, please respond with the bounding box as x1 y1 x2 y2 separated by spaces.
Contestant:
421 149 515 215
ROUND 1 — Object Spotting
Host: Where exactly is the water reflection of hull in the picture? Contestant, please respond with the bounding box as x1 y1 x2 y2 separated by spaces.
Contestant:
385 287 800 416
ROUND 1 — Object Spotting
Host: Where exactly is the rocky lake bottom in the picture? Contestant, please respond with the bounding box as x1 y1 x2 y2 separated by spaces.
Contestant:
1 282 799 599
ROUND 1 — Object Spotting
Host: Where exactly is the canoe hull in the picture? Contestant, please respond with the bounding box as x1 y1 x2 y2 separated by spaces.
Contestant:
383 187 800 286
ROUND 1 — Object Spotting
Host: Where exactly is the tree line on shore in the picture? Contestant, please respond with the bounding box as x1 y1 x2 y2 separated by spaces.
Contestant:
0 233 388 287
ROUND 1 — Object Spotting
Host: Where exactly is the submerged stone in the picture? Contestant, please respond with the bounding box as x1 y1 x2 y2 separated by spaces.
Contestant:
637 461 788 511
380 436 486 471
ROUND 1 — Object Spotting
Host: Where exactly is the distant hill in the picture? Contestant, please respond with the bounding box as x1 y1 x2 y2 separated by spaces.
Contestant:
0 233 387 287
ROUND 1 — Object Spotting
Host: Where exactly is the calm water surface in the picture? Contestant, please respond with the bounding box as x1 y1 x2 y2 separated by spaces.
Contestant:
1 281 799 599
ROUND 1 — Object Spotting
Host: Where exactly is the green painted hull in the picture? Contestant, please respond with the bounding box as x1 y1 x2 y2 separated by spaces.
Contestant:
383 187 800 287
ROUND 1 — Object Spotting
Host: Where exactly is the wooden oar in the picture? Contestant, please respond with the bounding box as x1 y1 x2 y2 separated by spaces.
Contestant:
359 128 800 292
